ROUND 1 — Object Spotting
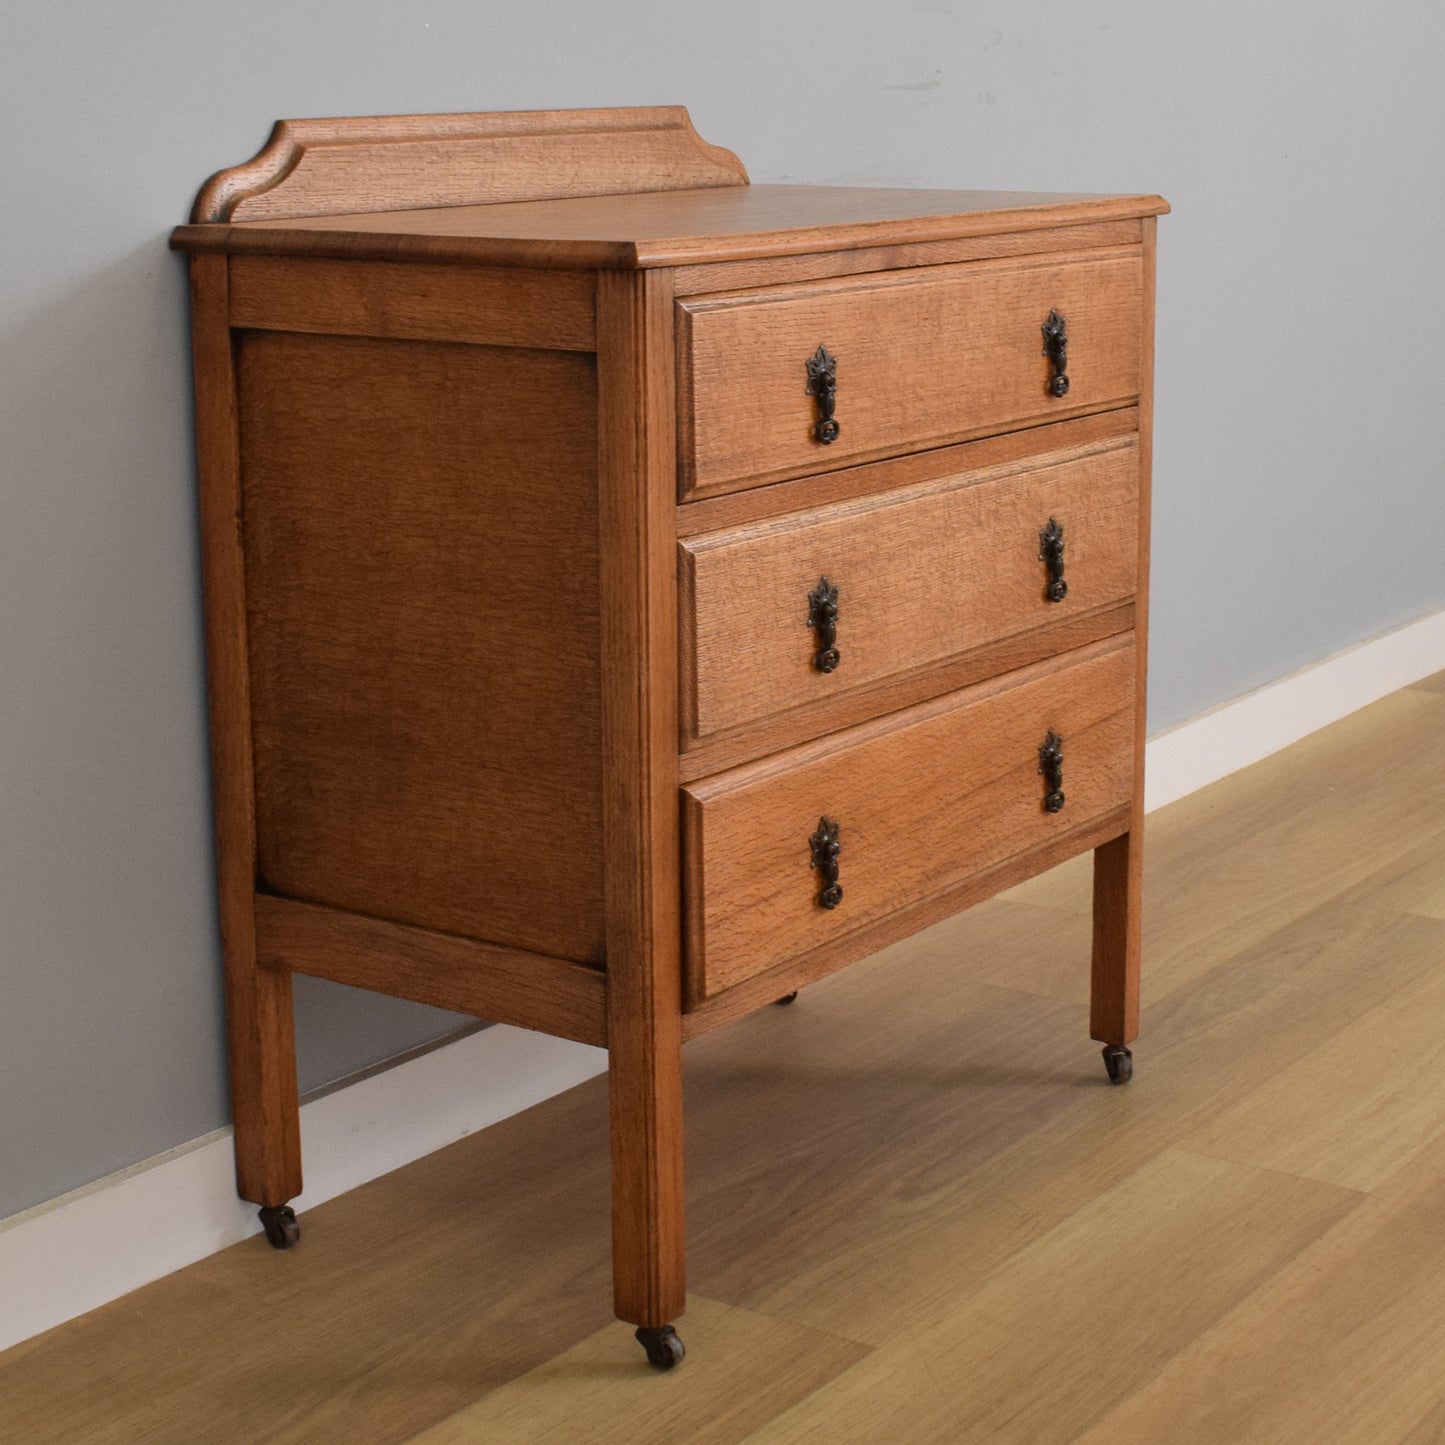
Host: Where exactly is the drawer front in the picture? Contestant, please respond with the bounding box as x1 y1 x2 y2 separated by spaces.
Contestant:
680 435 1137 743
678 249 1142 498
682 638 1134 1001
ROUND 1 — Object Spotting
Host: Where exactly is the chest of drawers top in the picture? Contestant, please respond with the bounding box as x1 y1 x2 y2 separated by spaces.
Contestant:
171 107 1165 269
174 178 1167 270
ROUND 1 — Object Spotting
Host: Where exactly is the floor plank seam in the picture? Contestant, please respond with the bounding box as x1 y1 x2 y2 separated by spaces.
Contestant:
688 1290 881 1355
1166 1144 1373 1200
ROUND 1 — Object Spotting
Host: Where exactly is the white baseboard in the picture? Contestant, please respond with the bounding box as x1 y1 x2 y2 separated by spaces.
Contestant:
4 604 1442 1356
1144 605 1445 813
0 1026 605 1354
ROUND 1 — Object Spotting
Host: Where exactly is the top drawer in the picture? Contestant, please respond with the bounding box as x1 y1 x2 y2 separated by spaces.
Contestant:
678 249 1142 499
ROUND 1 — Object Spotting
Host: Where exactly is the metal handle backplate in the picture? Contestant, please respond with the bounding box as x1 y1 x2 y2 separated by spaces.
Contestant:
809 815 843 909
1039 731 1066 813
807 576 840 673
1039 517 1068 602
1042 309 1069 397
806 344 840 444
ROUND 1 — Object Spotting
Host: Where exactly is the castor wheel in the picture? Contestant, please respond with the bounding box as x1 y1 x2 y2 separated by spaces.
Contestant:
635 1325 686 1371
258 1204 300 1249
1102 1044 1133 1085
774 991 799 1006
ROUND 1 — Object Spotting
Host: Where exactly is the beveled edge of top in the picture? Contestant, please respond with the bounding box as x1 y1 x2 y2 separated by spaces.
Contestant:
172 188 1169 271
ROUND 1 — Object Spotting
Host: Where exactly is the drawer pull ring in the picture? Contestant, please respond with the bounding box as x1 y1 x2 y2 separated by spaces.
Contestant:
806 344 840 444
807 575 841 673
1039 731 1066 813
809 816 844 909
1039 517 1068 602
1042 309 1070 397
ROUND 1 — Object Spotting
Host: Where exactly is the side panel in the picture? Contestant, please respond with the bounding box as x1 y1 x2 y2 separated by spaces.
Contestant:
238 331 605 964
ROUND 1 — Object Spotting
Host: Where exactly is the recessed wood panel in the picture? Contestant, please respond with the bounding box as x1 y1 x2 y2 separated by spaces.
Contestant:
679 249 1143 498
683 637 1135 1001
680 435 1138 742
238 332 604 963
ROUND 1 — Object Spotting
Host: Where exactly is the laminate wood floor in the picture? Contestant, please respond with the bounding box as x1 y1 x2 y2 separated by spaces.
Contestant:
5 672 1445 1444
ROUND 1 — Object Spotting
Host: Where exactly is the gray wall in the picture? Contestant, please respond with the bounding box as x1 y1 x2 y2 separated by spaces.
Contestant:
3 1 1442 1220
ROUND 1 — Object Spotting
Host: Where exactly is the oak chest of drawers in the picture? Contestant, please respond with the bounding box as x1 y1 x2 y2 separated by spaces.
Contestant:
172 106 1166 1370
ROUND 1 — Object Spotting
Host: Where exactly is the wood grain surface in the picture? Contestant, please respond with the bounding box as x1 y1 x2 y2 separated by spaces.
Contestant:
254 895 608 1048
228 256 598 350
1091 215 1157 1047
238 331 605 964
748 1148 1357 1443
678 248 1143 497
172 184 1169 271
189 106 748 223
676 605 1134 783
681 434 1138 740
681 803 1128 1039
683 636 1136 999
188 254 301 1209
675 409 1137 536
669 218 1142 296
8 679 1444 1445
1074 1127 1445 1445
410 1294 868 1445
596 269 688 1329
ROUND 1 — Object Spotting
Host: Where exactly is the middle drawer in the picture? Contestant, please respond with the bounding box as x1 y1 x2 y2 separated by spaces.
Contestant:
680 433 1138 745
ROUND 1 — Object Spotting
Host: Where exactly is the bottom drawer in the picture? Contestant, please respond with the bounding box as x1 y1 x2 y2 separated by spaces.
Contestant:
682 635 1135 1001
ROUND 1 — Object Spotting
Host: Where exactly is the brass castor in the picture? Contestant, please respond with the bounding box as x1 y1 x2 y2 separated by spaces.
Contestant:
1102 1044 1133 1085
258 1204 300 1249
774 991 799 1006
635 1324 685 1371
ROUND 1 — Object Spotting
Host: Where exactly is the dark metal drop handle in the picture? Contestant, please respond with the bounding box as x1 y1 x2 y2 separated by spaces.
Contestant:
1039 517 1068 602
809 816 843 909
1042 309 1070 397
1039 731 1066 813
806 344 840 444
807 576 840 673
